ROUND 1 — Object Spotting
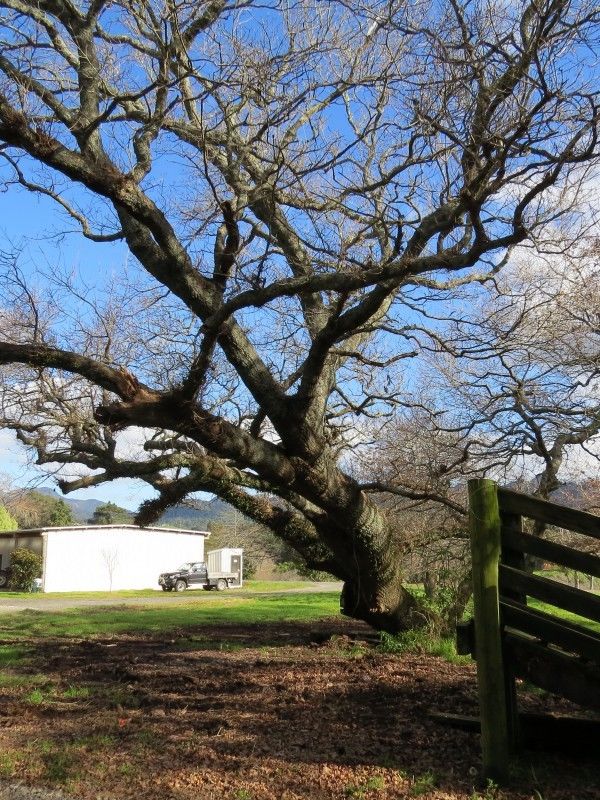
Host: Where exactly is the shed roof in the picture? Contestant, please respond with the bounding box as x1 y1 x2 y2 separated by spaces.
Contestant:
0 525 210 537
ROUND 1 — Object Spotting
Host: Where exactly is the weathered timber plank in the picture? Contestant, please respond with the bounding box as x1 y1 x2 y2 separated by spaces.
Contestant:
506 633 600 710
501 598 600 661
500 565 600 623
456 618 475 656
498 489 600 540
498 511 523 746
501 528 600 578
430 712 600 754
500 512 527 605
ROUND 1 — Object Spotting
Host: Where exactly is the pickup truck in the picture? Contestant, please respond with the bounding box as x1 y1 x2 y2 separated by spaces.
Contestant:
158 561 238 592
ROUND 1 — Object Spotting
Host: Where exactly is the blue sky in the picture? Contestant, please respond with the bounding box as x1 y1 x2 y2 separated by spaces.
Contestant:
0 427 151 509
0 176 155 510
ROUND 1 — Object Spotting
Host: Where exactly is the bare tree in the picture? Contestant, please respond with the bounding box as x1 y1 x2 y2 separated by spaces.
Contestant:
0 1 599 631
355 242 600 622
101 545 119 592
355 411 473 631
420 244 600 502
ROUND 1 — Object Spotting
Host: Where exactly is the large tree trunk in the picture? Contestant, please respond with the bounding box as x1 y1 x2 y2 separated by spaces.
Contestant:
318 493 427 633
340 572 425 633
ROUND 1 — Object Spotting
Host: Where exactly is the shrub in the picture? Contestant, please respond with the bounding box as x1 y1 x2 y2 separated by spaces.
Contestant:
241 555 257 580
378 629 468 665
48 499 74 527
0 504 17 531
275 561 336 581
8 548 42 592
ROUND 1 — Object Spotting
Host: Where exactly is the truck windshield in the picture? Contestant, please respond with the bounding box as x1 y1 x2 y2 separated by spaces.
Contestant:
178 563 193 571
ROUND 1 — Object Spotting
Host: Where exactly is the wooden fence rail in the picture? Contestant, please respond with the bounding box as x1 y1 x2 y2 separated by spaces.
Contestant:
463 479 600 781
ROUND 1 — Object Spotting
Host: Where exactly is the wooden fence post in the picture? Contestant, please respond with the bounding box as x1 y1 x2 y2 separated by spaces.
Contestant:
468 478 511 782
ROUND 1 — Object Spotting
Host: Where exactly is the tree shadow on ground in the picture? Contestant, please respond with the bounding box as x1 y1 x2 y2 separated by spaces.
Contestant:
4 623 600 800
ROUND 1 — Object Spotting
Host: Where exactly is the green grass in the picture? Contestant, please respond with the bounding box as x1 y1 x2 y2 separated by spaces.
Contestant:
409 771 437 796
0 591 341 639
26 687 49 705
527 598 600 634
62 685 91 699
0 672 47 689
0 589 162 599
0 678 98 704
344 776 387 797
379 629 470 665
0 644 29 666
20 683 94 706
243 580 320 591
0 580 321 600
0 754 16 778
233 790 254 800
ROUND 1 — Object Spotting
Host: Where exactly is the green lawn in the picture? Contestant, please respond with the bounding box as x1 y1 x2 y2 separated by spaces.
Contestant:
518 572 600 633
0 579 318 600
527 598 600 634
0 591 341 640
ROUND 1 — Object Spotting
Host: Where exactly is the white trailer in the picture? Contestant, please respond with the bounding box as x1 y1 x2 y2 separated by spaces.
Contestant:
206 547 243 587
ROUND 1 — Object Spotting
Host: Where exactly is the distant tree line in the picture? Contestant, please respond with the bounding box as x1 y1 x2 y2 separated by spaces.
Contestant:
0 490 74 530
87 502 133 526
0 483 143 530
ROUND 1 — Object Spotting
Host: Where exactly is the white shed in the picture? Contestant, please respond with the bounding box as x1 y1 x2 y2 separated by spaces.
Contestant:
0 525 210 592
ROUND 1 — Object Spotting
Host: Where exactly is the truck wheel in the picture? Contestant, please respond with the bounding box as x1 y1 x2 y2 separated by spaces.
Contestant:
216 578 227 591
161 586 169 591
174 579 187 592
202 585 211 591
0 571 8 589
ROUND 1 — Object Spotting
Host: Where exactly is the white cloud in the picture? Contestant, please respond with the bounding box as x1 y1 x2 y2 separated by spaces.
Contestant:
114 427 156 460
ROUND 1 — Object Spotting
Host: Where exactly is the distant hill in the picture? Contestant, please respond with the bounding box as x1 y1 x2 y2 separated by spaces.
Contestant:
158 497 232 528
36 480 598 529
36 487 231 528
36 488 103 523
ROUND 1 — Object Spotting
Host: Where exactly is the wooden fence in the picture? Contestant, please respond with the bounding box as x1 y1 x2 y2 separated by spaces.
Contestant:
460 478 600 780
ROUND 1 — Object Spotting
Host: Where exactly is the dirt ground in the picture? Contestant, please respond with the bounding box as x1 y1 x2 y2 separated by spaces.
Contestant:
0 619 598 800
